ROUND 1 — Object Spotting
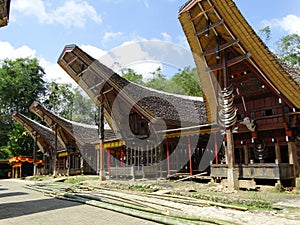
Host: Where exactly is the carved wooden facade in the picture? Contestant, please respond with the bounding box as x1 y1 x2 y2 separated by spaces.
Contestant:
179 0 300 185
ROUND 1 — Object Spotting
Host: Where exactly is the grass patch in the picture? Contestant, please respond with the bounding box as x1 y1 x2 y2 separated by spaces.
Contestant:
65 176 88 184
129 183 161 192
192 193 272 210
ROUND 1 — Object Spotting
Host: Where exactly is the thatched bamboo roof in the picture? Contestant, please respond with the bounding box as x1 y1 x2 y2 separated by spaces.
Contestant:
29 102 119 149
12 113 64 154
57 45 207 137
0 0 10 27
178 0 300 122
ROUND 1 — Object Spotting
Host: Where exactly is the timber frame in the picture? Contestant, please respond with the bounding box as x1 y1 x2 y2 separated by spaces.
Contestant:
12 113 63 175
178 0 300 187
29 102 119 176
57 45 219 178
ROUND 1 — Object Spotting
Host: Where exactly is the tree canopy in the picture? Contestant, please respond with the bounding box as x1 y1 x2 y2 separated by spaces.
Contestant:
122 66 203 97
0 58 46 157
276 33 300 70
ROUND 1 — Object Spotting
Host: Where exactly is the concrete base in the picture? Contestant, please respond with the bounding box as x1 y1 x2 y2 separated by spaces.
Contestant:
227 168 239 191
296 177 300 193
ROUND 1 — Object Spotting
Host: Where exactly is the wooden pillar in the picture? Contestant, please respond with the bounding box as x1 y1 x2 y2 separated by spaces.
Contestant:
146 145 149 166
288 141 296 164
275 141 281 164
188 136 193 176
288 141 299 178
33 132 37 176
137 147 140 171
214 133 219 164
243 144 249 164
120 147 124 167
53 124 58 177
226 129 239 191
67 151 70 176
80 155 84 175
166 137 170 176
239 148 243 164
98 95 105 181
106 148 110 171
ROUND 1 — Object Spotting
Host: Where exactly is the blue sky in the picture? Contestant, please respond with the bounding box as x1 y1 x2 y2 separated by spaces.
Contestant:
0 0 299 84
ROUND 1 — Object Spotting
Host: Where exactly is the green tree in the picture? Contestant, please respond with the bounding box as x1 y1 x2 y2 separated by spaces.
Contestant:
0 58 46 115
276 33 300 70
259 26 271 45
144 67 170 91
5 123 33 157
171 67 202 97
42 81 75 120
122 66 202 97
71 87 97 124
0 58 46 156
121 68 145 85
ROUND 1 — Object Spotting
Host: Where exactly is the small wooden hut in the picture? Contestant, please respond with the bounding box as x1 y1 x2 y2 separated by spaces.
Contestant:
12 112 65 175
29 102 120 176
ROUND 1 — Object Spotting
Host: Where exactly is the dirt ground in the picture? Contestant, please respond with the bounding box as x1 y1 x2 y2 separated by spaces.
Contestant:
27 176 300 225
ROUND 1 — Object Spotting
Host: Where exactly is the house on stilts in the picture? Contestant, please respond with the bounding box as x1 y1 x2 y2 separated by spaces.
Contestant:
29 102 120 176
178 0 300 187
57 45 218 179
12 113 63 177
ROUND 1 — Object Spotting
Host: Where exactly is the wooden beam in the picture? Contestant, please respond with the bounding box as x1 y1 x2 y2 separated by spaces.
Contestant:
180 0 201 13
194 19 223 36
191 6 214 21
201 39 239 57
205 53 251 72
66 56 78 66
88 80 104 91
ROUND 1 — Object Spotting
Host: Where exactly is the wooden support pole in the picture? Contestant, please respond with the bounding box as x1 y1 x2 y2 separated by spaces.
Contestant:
33 131 37 176
107 148 111 173
188 136 193 176
214 133 218 164
243 144 249 164
226 129 239 191
288 141 299 178
98 95 105 181
275 141 281 164
166 137 170 176
53 124 58 177
120 147 124 167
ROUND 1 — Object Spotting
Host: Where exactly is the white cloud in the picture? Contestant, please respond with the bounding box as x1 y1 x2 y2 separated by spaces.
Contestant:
13 0 102 28
101 32 123 45
0 41 75 85
161 32 172 43
127 61 163 81
0 42 36 60
80 44 106 59
94 40 194 79
39 58 76 85
263 14 300 35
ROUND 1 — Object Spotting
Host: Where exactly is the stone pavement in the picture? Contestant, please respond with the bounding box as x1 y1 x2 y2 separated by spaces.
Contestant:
0 179 159 225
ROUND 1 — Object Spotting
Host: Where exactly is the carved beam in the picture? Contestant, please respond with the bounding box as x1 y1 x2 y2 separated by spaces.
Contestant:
201 39 239 57
194 19 223 36
205 53 251 72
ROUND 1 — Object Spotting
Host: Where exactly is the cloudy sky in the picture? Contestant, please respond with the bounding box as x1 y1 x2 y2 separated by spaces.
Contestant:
0 0 299 84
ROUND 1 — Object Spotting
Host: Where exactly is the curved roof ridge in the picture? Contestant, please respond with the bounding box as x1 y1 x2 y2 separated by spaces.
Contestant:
131 81 204 102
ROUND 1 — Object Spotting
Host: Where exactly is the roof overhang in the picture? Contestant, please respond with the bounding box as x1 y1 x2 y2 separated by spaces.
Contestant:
0 0 11 27
178 0 300 112
12 113 62 154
